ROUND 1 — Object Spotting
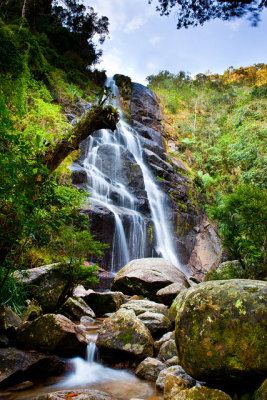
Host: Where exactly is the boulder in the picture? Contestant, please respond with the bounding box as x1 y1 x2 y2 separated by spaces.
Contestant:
137 312 172 337
0 306 22 335
158 339 178 362
14 263 68 312
16 314 88 356
112 258 188 300
32 390 116 400
163 374 192 400
135 357 166 381
81 290 125 317
154 331 174 352
166 356 179 366
214 260 244 279
59 297 95 321
173 279 267 382
121 299 168 317
254 379 267 400
0 348 66 388
157 282 188 306
96 309 153 359
156 365 195 390
171 386 232 400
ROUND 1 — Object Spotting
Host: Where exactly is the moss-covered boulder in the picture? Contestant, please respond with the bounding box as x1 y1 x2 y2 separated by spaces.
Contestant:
254 379 267 400
16 314 88 356
173 279 267 382
15 263 68 312
163 374 192 400
96 309 153 359
135 357 166 381
172 386 231 400
112 258 189 300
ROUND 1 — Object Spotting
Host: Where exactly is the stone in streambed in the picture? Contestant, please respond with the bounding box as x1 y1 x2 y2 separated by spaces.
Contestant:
120 299 168 317
156 365 195 390
32 390 116 400
158 339 178 363
137 311 172 337
156 282 187 306
0 306 22 335
163 374 192 400
154 331 174 353
135 357 166 381
59 297 95 321
96 309 153 359
0 348 66 388
172 279 267 383
81 290 125 317
16 314 88 356
171 386 232 400
112 258 189 300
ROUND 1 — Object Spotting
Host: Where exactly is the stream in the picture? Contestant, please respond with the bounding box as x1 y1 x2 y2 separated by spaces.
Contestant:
0 320 163 400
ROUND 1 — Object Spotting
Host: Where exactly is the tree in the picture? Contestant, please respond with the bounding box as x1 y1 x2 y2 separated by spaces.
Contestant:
149 0 267 29
211 184 266 278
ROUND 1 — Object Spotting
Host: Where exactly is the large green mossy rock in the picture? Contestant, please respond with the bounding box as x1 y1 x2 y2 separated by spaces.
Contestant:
15 264 68 312
16 314 88 356
172 386 231 400
96 309 153 359
173 279 267 382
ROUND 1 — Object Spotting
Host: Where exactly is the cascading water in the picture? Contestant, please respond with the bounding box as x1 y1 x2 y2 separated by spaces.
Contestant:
75 77 183 273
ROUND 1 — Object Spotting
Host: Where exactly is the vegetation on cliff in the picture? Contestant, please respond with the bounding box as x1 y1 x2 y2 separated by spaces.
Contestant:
148 65 267 279
0 1 118 309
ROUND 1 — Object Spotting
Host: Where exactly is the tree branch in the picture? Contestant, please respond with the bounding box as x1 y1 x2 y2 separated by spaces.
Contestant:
42 105 119 173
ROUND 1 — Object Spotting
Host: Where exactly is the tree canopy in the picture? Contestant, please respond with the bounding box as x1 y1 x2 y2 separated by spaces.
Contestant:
149 0 267 28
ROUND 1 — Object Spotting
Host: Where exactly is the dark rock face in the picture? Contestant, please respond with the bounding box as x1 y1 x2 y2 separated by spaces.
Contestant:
0 348 66 388
172 280 267 383
130 83 162 132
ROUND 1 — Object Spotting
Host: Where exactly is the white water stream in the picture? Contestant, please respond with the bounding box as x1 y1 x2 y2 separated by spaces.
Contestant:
74 77 183 272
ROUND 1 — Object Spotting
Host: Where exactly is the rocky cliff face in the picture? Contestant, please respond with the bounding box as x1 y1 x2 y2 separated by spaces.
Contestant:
72 79 222 280
129 82 222 280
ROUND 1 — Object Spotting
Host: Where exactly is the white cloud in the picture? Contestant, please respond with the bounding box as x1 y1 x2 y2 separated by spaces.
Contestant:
227 20 242 31
124 16 147 33
149 35 161 45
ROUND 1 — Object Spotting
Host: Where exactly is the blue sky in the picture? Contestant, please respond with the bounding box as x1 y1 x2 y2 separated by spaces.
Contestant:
88 0 267 84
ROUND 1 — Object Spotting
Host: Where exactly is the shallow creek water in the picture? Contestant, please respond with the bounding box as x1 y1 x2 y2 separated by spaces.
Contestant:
0 319 163 400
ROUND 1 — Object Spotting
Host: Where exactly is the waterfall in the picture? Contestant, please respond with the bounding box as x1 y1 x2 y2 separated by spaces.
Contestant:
78 77 182 272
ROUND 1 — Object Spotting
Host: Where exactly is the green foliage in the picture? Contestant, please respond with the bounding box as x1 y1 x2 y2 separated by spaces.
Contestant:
210 185 266 279
0 7 110 309
52 224 109 302
148 66 267 279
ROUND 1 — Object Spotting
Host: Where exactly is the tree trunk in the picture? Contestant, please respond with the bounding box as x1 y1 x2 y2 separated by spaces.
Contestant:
42 105 119 173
